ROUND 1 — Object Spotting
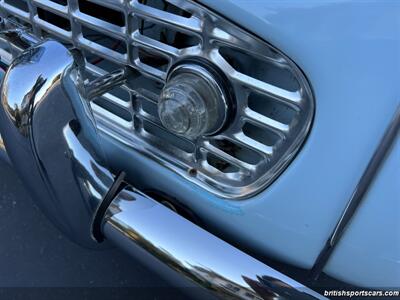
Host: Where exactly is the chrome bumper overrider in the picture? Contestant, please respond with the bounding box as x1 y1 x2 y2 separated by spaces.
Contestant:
0 32 325 299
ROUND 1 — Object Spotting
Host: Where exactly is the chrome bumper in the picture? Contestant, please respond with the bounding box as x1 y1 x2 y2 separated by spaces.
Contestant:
0 30 325 299
104 188 324 300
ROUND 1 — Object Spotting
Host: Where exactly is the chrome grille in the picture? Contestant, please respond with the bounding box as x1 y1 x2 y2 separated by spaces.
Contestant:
0 0 314 198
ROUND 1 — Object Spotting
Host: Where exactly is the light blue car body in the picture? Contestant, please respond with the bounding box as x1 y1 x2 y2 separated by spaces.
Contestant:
99 0 400 288
1 0 398 289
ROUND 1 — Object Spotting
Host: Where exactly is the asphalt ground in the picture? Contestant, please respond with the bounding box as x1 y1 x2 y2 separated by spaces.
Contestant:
0 160 188 299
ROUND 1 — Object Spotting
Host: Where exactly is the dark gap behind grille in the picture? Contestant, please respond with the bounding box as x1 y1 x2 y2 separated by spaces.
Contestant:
140 99 159 118
207 153 239 174
93 97 132 122
210 139 262 165
139 19 199 49
37 8 71 31
138 0 191 18
138 48 169 71
108 88 131 103
78 0 125 27
49 0 68 5
5 0 28 12
128 72 164 96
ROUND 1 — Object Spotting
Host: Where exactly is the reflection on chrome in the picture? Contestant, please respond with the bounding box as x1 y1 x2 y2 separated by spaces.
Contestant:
104 190 325 300
0 38 115 247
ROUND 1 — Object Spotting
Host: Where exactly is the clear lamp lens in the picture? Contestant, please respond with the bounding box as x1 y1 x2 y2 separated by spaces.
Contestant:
158 66 227 139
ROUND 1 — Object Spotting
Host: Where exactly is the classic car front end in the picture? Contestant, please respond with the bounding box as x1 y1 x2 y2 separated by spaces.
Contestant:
0 0 399 299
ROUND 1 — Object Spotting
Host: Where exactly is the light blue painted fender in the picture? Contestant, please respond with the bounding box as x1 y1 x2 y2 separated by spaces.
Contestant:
98 0 400 287
325 133 400 287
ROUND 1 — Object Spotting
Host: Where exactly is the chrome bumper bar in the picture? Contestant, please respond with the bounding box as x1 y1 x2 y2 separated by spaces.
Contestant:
0 30 325 299
103 188 324 299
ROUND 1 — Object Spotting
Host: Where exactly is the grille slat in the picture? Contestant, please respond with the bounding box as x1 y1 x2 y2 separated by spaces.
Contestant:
244 108 289 136
133 31 179 58
91 103 133 130
232 132 274 157
34 16 71 39
82 0 125 12
232 71 303 107
101 93 132 111
202 142 255 174
0 0 314 198
1 2 30 21
74 12 125 39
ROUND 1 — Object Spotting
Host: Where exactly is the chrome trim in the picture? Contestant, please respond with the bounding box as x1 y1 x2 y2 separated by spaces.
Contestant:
0 0 315 198
0 20 40 61
84 67 132 101
0 39 114 247
103 188 325 300
310 105 400 280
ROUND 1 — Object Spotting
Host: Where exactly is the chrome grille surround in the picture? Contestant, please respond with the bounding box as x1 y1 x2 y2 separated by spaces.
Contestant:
0 0 314 199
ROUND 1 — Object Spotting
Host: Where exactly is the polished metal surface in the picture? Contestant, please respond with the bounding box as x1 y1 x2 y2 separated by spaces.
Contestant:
84 67 132 101
103 188 325 300
0 0 315 198
0 39 115 247
0 19 39 63
310 105 400 280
